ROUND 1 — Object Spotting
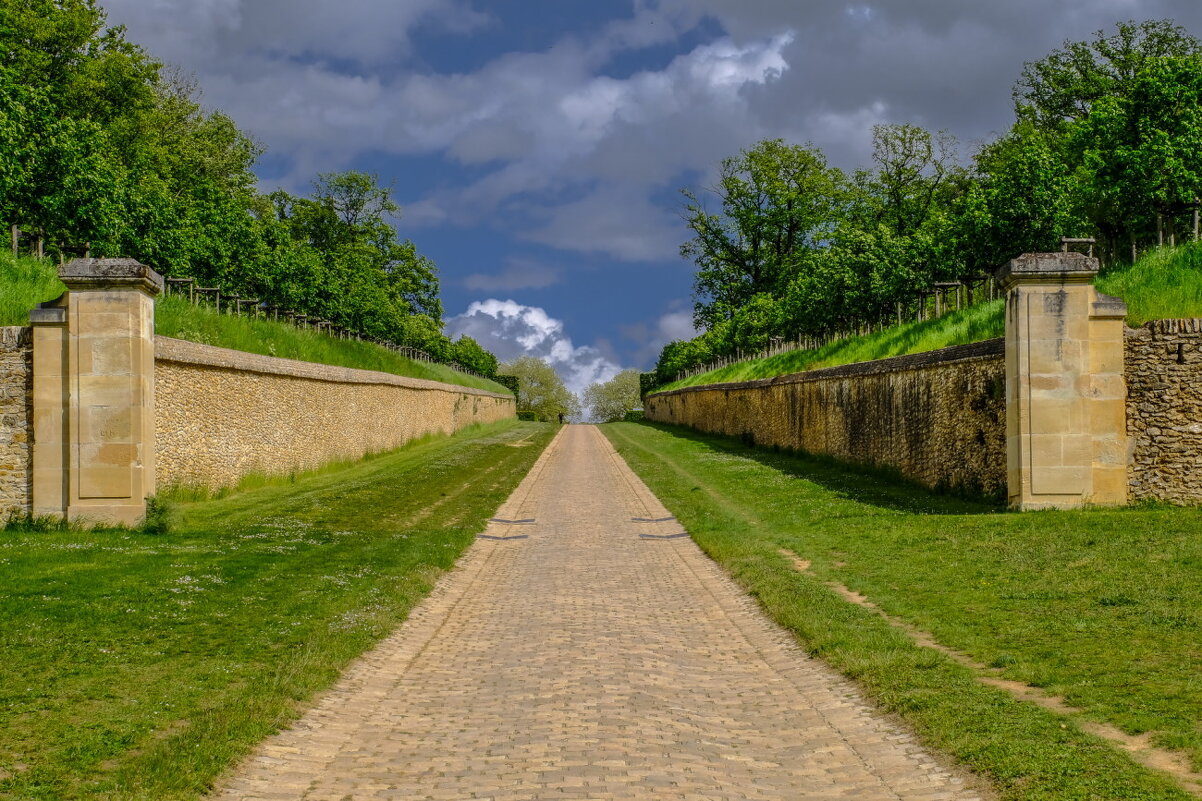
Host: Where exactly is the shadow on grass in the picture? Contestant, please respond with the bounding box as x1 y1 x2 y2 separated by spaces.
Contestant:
630 420 1003 517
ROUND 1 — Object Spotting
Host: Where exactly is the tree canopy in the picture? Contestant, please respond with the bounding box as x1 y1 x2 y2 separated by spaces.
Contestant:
498 356 580 422
0 0 499 372
583 369 641 422
652 18 1202 389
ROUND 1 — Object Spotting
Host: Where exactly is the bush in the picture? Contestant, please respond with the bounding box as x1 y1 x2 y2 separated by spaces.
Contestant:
493 374 520 398
623 410 645 422
141 496 174 535
516 410 539 421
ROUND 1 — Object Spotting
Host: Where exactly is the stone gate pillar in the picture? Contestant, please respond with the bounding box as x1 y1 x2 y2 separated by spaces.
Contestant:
997 252 1128 510
31 258 163 526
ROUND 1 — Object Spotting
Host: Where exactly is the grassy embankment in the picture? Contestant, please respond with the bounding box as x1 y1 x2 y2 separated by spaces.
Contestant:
0 254 508 394
0 420 556 800
658 243 1202 391
605 421 1202 800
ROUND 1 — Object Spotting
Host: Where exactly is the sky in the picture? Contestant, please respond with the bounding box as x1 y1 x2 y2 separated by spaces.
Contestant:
101 0 1202 396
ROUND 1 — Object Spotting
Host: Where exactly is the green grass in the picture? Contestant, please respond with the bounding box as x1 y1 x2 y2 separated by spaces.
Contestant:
0 255 65 326
1096 242 1202 325
155 295 508 393
0 254 508 394
604 421 1202 800
657 243 1202 392
0 420 556 800
659 299 1005 391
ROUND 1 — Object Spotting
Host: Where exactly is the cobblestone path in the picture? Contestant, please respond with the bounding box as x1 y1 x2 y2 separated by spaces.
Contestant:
217 425 982 800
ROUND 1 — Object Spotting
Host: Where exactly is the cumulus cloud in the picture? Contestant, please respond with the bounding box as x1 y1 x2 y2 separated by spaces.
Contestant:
446 299 622 396
102 0 1202 207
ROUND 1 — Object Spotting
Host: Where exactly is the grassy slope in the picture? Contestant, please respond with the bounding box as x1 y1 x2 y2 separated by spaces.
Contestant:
0 254 508 394
658 243 1202 392
0 420 556 800
605 421 1201 800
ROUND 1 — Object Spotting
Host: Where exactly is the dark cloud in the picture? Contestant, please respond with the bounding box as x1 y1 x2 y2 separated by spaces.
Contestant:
95 0 1202 371
462 260 561 292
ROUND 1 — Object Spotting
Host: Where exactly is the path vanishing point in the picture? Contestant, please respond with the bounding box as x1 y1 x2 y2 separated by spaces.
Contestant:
217 425 982 800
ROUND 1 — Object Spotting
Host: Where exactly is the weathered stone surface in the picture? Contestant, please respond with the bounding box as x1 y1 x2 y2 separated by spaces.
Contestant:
0 326 32 521
646 342 1007 498
155 337 515 492
1125 320 1202 503
58 257 164 294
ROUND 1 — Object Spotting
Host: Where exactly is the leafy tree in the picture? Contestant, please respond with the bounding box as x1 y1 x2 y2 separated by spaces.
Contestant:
863 124 958 239
969 123 1084 263
450 336 498 376
1015 19 1200 130
499 356 580 422
583 369 642 422
1072 53 1202 247
682 139 846 329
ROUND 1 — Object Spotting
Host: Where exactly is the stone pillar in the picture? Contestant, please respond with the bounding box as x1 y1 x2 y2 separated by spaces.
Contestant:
997 252 1128 510
31 258 163 526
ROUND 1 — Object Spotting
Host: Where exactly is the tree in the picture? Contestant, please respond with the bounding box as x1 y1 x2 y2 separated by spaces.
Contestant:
498 356 580 422
864 124 959 239
682 139 846 329
969 123 1084 263
1015 19 1200 130
1072 54 1202 248
583 369 641 422
450 335 498 377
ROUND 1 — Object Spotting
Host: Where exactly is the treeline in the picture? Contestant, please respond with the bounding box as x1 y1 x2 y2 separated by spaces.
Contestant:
652 19 1202 386
0 0 499 376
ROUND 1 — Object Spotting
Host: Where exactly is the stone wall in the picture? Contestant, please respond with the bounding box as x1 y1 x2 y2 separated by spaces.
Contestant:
155 337 515 492
0 327 32 520
1125 320 1202 503
645 340 1007 497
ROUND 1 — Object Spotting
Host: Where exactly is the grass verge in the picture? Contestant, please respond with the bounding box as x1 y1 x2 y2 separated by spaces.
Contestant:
0 254 508 394
0 420 556 800
155 295 508 394
658 299 1004 391
603 421 1202 800
657 243 1202 392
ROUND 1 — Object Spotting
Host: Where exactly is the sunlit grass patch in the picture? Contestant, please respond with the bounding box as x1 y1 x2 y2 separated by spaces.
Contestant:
605 421 1202 800
0 420 555 799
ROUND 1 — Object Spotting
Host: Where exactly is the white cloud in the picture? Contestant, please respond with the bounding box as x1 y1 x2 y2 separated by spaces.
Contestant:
101 0 796 258
446 299 622 396
99 0 1202 267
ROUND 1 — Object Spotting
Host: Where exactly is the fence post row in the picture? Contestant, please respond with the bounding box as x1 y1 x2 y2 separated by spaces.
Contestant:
671 267 1018 383
155 273 478 377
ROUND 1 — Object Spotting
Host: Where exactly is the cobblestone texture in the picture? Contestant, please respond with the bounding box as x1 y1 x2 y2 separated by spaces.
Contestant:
155 337 514 492
0 326 31 521
1126 320 1202 503
216 425 982 800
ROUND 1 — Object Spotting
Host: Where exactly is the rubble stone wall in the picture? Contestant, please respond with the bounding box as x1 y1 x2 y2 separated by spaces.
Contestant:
645 340 1007 498
155 337 515 492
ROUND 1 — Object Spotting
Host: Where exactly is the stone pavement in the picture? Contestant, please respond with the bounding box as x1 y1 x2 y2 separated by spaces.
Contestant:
216 425 983 800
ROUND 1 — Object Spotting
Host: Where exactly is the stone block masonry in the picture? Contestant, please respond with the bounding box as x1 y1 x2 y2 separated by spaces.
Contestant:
155 337 515 492
1126 319 1202 503
645 340 1007 498
0 327 32 520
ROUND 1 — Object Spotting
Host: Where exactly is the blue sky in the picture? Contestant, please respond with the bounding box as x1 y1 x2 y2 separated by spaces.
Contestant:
102 0 1202 393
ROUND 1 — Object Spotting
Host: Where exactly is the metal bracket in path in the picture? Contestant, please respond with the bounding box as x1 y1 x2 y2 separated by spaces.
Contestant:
639 532 690 540
632 516 675 523
489 518 536 525
478 534 530 541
